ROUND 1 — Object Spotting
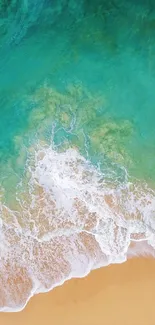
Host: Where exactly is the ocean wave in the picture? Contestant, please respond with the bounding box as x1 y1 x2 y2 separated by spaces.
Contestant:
0 142 155 311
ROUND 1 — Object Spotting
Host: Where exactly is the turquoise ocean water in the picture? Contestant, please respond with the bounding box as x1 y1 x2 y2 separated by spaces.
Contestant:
0 0 155 311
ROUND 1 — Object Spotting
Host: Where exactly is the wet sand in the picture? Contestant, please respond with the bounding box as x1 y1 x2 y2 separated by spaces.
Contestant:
1 258 155 325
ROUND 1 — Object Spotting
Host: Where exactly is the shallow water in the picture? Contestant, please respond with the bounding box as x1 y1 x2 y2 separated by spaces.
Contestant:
0 0 155 311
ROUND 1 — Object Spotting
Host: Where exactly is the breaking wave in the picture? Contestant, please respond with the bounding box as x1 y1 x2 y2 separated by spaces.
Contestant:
0 142 155 312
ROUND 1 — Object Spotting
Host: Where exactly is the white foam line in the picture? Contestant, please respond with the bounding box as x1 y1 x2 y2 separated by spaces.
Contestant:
0 144 155 312
0 258 119 313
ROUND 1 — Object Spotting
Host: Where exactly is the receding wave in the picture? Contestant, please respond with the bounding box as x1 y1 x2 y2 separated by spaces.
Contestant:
0 142 155 312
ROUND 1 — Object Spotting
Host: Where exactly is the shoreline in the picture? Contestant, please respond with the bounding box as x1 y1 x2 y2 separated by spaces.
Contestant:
1 240 154 313
1 257 155 325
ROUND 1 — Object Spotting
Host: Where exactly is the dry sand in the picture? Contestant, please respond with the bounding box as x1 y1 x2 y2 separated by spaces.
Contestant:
0 258 155 325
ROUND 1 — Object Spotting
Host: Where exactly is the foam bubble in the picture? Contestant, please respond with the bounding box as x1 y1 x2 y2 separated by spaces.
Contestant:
0 143 155 311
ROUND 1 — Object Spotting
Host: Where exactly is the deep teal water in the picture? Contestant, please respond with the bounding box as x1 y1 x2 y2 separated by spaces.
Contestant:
0 0 155 190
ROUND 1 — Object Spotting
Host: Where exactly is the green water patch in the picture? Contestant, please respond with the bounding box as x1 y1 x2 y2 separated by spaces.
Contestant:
27 79 155 184
0 0 155 198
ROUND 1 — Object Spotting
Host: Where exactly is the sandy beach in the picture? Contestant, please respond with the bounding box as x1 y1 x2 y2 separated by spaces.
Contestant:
0 257 155 325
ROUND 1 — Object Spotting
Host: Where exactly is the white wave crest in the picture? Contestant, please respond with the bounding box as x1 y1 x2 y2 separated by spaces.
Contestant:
0 143 155 311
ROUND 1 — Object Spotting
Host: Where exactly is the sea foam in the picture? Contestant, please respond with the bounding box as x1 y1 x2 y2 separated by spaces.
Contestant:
0 143 155 312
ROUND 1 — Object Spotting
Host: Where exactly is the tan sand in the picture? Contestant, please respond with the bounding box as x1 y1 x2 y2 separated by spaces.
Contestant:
0 258 155 325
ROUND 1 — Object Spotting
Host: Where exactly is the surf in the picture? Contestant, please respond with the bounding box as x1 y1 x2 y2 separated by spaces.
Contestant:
0 141 155 311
